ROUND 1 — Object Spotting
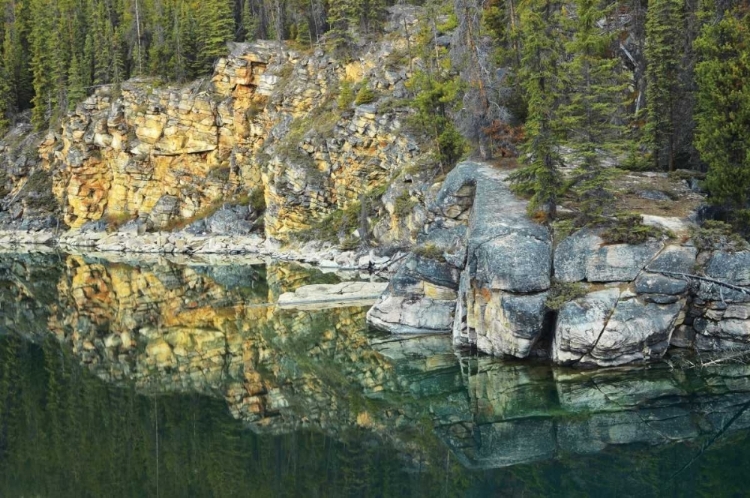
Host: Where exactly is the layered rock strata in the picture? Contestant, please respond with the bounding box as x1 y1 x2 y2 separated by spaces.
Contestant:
0 8 428 246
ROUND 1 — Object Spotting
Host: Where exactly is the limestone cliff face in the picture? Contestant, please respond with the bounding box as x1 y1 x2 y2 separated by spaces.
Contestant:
30 8 428 245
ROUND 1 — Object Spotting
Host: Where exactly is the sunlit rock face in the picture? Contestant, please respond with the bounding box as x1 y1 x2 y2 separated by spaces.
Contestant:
5 251 750 471
35 11 426 244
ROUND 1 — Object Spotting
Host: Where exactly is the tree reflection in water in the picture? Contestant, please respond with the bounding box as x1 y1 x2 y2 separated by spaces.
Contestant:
1 252 750 497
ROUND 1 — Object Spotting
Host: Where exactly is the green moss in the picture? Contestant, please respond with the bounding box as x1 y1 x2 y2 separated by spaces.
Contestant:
545 280 588 310
601 213 668 244
413 242 445 262
354 82 376 105
691 220 749 252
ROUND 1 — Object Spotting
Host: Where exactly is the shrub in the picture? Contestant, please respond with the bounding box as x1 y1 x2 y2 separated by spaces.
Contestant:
691 220 749 252
413 242 445 262
394 191 417 218
354 81 376 105
338 80 355 109
601 213 667 244
545 280 588 310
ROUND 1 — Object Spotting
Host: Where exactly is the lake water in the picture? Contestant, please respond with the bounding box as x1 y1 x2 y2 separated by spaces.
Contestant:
1 252 750 497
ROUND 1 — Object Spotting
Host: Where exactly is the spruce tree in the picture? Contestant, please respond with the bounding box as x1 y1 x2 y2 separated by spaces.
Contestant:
29 0 57 129
196 0 234 72
694 0 750 232
0 63 11 133
509 0 565 217
559 0 627 224
67 54 86 111
644 0 684 171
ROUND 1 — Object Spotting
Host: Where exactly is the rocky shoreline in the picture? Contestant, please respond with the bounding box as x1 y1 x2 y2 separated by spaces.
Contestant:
0 227 401 271
367 161 750 368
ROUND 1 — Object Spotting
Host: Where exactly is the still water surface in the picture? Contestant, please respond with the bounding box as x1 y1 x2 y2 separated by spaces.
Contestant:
1 252 750 497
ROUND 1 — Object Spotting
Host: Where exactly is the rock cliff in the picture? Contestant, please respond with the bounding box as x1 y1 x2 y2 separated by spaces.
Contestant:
368 161 750 367
0 7 432 249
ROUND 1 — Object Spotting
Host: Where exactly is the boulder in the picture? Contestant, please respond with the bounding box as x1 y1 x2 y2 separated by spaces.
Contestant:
367 293 456 334
471 289 549 358
555 229 665 283
552 288 620 365
553 289 684 367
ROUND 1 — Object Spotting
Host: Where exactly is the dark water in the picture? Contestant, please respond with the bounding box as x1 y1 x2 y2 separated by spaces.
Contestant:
1 252 750 497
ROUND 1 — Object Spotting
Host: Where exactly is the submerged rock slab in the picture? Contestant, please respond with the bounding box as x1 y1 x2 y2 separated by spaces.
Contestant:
277 281 389 310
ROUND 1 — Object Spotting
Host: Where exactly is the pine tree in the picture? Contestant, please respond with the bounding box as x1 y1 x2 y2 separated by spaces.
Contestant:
559 0 627 223
29 0 57 129
509 0 565 217
67 54 86 110
0 63 11 133
694 0 750 232
196 0 234 72
241 0 257 41
326 0 358 50
644 0 684 171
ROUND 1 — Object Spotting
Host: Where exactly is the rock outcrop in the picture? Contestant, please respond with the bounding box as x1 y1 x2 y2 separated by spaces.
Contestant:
369 161 553 358
0 8 431 249
368 160 750 368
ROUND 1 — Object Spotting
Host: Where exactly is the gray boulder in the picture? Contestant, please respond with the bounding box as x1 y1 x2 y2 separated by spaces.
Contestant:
472 289 548 358
555 229 663 283
586 241 662 282
552 288 620 365
553 289 684 367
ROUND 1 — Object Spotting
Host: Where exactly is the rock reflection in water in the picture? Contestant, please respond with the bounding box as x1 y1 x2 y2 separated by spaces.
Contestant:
3 252 750 475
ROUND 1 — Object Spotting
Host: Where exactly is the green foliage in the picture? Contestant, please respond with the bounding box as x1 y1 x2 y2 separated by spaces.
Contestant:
393 190 417 218
694 2 750 235
691 220 749 253
354 80 376 105
406 71 466 168
545 280 588 310
600 212 667 244
644 0 685 171
22 169 57 210
558 0 627 224
0 63 10 134
249 187 266 213
338 80 355 108
412 242 445 262
509 0 565 217
296 201 362 246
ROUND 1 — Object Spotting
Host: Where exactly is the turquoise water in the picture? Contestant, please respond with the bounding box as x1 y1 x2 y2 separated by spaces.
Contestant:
1 252 749 497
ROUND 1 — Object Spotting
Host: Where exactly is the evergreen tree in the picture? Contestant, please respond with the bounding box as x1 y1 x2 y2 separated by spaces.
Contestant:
29 0 57 129
694 0 750 233
0 63 11 133
559 0 627 223
326 0 358 50
67 54 86 110
644 0 684 171
195 0 234 72
509 0 565 217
